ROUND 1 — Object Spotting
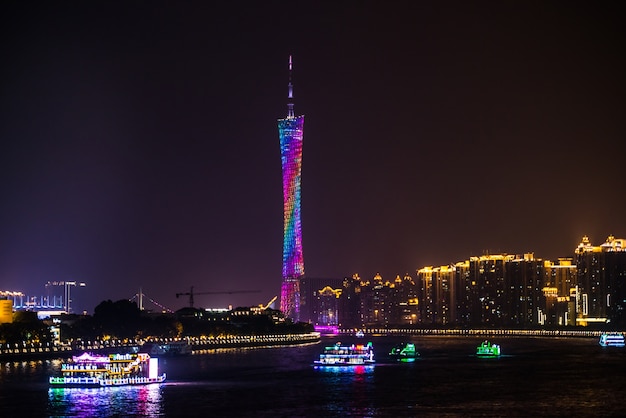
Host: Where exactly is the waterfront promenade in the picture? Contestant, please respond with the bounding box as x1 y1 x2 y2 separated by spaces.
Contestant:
0 332 321 361
339 328 618 338
2 328 620 361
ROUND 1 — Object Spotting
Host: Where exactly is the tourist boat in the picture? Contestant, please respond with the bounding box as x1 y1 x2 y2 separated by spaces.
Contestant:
389 342 419 361
355 330 365 338
49 352 166 387
313 342 375 366
599 333 625 347
476 340 501 358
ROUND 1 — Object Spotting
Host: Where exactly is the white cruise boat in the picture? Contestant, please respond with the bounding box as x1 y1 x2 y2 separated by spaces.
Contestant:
313 342 375 366
49 352 166 387
599 333 625 347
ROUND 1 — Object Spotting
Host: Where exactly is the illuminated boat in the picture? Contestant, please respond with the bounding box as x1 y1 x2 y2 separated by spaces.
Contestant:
355 330 365 338
49 352 166 387
389 342 419 361
599 333 625 347
313 342 375 366
476 340 501 358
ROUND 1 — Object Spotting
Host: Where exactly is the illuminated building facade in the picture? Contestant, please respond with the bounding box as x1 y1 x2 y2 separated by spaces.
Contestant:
542 258 577 326
575 235 626 326
544 258 577 298
0 298 13 324
299 277 344 324
278 55 304 321
389 274 419 325
315 286 342 326
453 260 472 324
470 255 512 326
338 274 363 328
505 253 543 326
417 267 454 324
339 273 419 328
416 267 435 324
360 273 388 327
312 237 626 329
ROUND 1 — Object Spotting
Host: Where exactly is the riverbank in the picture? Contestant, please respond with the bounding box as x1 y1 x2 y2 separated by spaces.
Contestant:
0 332 321 361
338 328 622 338
3 329 620 361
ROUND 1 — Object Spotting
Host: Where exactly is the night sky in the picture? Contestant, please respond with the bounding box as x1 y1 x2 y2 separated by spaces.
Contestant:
1 2 624 314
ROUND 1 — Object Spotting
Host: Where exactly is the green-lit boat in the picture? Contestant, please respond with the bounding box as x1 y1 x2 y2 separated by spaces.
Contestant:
389 342 419 362
476 340 501 358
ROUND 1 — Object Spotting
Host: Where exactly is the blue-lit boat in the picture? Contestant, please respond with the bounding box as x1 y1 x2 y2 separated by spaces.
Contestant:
599 333 625 347
313 342 375 366
389 342 419 362
476 340 501 358
49 352 166 387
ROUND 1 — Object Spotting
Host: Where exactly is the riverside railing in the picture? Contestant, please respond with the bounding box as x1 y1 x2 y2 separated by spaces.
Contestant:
0 332 321 360
338 328 618 338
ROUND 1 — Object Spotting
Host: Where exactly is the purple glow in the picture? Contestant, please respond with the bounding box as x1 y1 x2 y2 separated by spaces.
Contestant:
314 324 339 334
278 56 304 322
278 115 304 321
73 352 109 363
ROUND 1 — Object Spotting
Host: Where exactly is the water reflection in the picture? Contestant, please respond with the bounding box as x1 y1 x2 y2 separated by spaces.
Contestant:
0 359 50 384
313 364 376 417
312 364 375 374
48 384 163 416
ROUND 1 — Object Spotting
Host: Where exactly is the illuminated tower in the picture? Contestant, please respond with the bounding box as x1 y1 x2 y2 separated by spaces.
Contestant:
278 55 304 321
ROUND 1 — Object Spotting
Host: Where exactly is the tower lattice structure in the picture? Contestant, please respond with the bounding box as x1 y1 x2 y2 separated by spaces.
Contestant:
278 55 304 321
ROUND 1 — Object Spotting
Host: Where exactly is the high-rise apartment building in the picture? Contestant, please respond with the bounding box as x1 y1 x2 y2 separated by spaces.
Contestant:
505 253 543 327
338 275 363 328
278 56 305 321
575 235 626 325
299 277 344 324
453 260 472 325
390 274 420 325
470 255 512 326
417 265 455 324
542 258 577 326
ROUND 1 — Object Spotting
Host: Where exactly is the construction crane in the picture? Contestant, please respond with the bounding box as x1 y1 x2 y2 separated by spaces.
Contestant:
175 286 261 308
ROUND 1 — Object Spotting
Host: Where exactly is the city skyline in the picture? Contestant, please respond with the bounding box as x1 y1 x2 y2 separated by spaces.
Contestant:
1 2 625 313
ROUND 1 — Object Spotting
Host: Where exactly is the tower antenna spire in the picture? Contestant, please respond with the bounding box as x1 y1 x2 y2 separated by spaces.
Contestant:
287 55 294 118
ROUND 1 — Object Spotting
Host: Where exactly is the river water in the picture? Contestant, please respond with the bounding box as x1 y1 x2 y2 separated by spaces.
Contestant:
1 335 625 417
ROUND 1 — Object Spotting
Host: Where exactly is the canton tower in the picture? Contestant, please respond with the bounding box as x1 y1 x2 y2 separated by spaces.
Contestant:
278 55 304 322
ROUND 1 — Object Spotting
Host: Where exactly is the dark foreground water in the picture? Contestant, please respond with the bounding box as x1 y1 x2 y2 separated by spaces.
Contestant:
1 336 625 417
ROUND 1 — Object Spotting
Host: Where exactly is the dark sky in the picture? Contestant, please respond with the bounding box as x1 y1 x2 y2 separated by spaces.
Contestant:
1 1 624 313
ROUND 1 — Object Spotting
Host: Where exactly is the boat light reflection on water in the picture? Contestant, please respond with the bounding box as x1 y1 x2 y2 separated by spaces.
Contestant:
313 364 374 374
48 384 163 416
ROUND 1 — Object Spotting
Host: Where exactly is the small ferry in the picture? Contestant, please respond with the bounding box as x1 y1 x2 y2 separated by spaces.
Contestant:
599 333 625 347
476 340 501 358
313 342 375 366
49 352 166 387
389 342 419 362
